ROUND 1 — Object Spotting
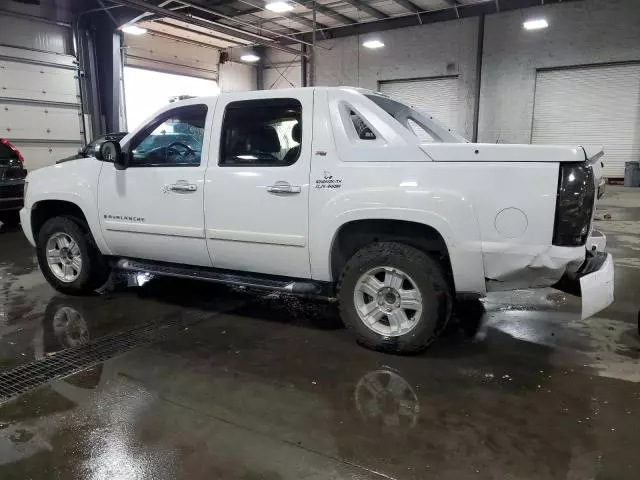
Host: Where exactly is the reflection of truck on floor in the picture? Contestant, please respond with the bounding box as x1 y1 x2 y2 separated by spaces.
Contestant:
20 87 613 353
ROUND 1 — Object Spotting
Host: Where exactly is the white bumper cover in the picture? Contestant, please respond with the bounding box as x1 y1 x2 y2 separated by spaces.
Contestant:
579 252 614 320
19 207 35 247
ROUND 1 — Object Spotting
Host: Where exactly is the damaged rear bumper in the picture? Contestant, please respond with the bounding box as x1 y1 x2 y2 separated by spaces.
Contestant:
554 250 615 319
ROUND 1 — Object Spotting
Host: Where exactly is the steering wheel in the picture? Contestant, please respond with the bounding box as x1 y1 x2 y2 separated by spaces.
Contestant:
167 141 195 158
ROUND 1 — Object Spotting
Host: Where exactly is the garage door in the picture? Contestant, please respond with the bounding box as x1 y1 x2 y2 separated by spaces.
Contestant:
379 76 460 132
124 32 219 80
532 64 640 178
0 15 83 171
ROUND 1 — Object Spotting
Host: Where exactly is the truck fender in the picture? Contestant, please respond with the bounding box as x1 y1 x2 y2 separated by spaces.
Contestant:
29 191 111 255
311 192 486 294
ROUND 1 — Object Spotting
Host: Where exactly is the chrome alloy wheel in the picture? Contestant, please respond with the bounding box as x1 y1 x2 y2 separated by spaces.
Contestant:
46 232 82 283
353 267 423 337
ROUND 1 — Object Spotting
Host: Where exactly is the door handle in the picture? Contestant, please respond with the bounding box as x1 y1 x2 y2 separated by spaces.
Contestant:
267 182 301 194
167 181 197 193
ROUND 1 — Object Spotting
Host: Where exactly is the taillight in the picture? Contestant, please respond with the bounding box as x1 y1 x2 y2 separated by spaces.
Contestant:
0 138 24 167
552 162 595 247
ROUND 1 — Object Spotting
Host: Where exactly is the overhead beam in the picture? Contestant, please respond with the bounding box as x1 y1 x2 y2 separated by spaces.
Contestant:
151 20 245 45
172 0 328 48
108 0 305 56
340 0 388 20
231 1 330 30
173 0 303 36
303 2 355 25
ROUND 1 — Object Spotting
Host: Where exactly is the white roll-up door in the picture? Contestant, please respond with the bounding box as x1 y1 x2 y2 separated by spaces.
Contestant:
0 14 83 171
123 33 219 80
379 76 460 132
532 64 640 178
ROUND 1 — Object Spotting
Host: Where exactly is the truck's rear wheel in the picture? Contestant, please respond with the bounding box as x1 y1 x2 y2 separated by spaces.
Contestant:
36 216 110 295
337 242 452 354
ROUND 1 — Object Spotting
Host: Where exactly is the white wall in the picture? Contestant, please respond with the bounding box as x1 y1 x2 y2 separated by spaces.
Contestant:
264 46 302 89
479 0 640 143
313 18 480 140
219 61 256 92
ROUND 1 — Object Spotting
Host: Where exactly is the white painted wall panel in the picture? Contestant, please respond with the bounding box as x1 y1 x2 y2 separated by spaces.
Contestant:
219 62 255 92
532 64 640 178
265 65 302 89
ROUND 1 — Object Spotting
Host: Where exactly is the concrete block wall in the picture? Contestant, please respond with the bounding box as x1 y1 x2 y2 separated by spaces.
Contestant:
264 46 303 89
479 0 640 144
313 18 480 140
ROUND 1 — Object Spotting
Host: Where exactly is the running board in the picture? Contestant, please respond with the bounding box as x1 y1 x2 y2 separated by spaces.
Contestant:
114 258 322 294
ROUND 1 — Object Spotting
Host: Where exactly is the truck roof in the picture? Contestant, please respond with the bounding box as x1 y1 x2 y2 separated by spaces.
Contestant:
169 86 373 106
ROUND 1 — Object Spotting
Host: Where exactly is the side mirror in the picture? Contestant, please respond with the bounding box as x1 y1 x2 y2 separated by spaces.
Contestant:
98 141 128 170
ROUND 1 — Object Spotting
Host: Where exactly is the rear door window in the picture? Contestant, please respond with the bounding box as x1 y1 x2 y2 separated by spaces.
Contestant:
219 98 302 167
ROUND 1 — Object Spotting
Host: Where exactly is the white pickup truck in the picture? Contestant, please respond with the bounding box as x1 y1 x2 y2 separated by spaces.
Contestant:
20 87 614 353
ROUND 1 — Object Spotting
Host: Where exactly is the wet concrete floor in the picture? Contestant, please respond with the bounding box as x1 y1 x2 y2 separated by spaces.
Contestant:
0 186 639 479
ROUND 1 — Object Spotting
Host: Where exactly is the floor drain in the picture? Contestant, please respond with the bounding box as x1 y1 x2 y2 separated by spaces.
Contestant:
0 314 196 404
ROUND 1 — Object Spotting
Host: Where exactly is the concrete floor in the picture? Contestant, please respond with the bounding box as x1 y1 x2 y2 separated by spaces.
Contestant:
0 186 639 480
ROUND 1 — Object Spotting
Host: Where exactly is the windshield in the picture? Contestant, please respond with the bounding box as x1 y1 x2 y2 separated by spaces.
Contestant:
364 94 466 143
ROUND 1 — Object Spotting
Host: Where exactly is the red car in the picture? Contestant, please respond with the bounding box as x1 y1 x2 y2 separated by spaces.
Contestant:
0 139 27 226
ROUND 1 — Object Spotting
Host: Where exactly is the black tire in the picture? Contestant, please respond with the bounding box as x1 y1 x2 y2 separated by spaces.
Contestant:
454 298 486 338
36 216 110 295
0 210 20 226
337 242 452 354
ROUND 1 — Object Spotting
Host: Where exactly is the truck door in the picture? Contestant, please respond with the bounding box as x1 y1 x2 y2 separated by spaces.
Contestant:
204 90 313 278
97 100 214 267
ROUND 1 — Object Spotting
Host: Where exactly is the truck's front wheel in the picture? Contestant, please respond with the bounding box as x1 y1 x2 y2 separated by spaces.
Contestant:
338 242 452 354
36 216 110 295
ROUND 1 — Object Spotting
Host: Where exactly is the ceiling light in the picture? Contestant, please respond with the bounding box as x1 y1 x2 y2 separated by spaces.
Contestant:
121 25 147 35
265 1 294 13
362 39 385 49
523 18 549 30
240 53 261 63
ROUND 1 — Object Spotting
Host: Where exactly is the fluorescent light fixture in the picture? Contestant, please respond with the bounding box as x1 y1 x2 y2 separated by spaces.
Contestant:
362 39 385 49
265 1 294 13
523 18 549 30
240 53 260 62
121 24 147 35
